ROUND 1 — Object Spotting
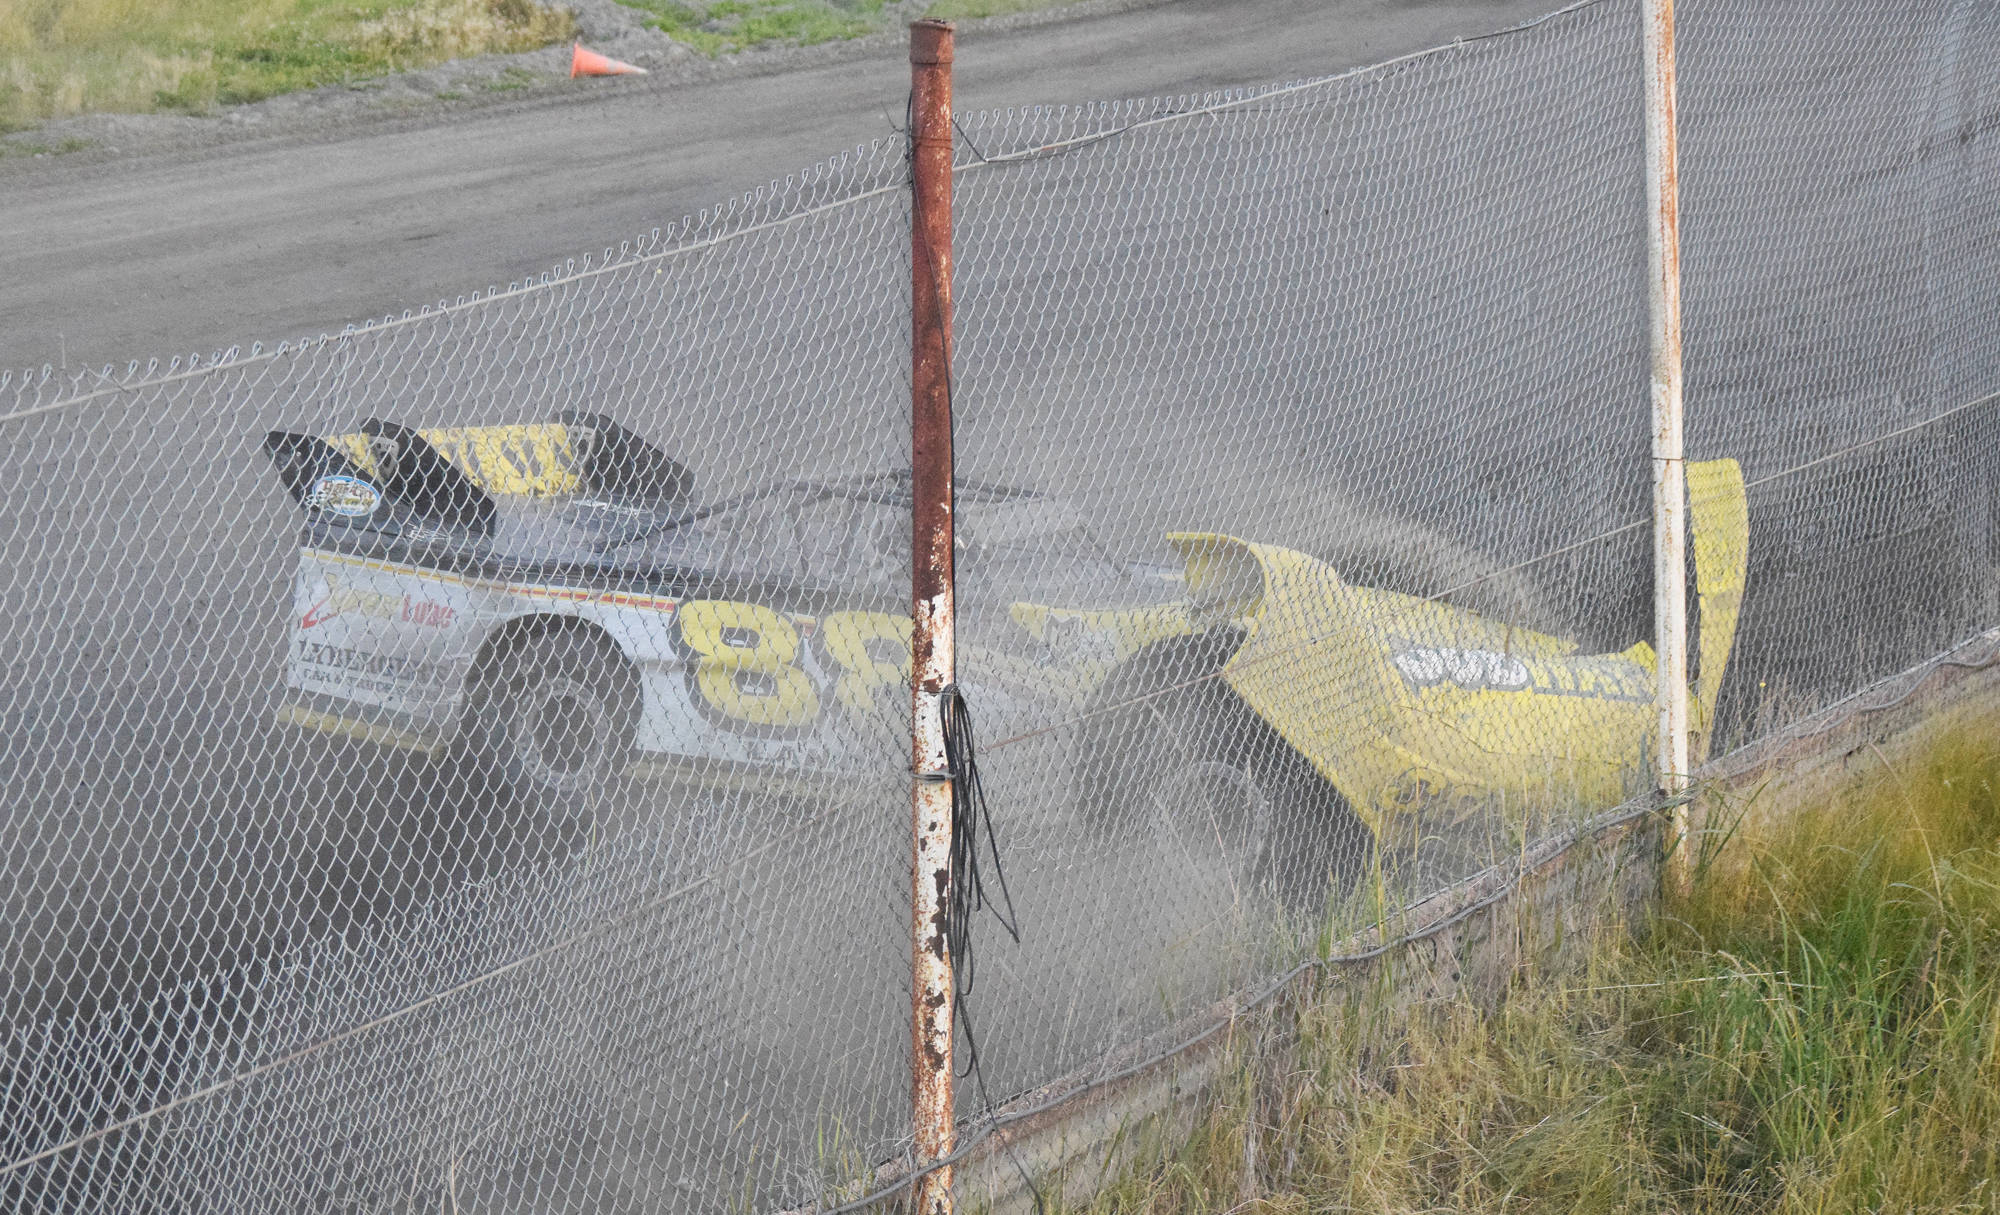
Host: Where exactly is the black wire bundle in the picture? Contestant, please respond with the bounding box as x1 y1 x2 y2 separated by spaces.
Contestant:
937 683 1019 1077
940 683 1045 1210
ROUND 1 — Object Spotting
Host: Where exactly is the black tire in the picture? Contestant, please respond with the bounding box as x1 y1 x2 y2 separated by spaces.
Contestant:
1078 637 1371 905
465 629 640 819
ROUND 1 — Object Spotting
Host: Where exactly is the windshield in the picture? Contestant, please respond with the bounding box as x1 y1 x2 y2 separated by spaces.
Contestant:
957 507 1166 608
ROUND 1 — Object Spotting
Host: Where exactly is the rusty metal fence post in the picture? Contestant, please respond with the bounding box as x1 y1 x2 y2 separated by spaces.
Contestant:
908 18 958 1215
1644 0 1691 893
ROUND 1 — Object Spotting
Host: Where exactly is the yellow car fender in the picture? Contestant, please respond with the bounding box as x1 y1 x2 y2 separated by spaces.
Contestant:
1167 458 1748 840
1005 600 1198 694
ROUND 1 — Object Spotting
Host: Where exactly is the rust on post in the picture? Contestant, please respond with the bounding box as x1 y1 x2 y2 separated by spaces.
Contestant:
1644 0 1691 894
908 17 958 1215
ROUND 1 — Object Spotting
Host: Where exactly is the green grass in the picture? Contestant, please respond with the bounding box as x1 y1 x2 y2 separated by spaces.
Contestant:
602 0 884 55
1071 739 2000 1214
1 0 575 131
480 62 536 89
608 0 1081 57
2 0 1092 131
922 0 1068 19
0 130 88 153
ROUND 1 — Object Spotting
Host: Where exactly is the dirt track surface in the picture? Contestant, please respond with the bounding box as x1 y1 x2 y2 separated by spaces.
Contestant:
0 0 1556 374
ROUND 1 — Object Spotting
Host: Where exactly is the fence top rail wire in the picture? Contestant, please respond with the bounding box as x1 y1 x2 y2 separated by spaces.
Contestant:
0 171 905 429
0 0 1611 430
951 0 1606 170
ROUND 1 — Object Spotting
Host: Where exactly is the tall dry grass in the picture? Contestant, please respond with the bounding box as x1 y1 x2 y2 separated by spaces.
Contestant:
1073 737 2000 1213
0 0 573 131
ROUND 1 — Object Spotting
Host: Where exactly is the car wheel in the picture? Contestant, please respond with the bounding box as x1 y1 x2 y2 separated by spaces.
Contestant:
1130 680 1280 900
1079 637 1370 906
468 629 639 822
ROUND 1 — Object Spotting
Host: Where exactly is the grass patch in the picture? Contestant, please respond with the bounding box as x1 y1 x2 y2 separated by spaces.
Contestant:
606 0 889 55
609 0 1079 57
1073 739 2000 1214
480 63 537 89
1 0 576 130
923 0 1069 19
0 132 90 154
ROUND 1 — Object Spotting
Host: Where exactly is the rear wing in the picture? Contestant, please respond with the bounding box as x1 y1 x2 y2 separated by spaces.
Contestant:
1688 457 1749 760
262 412 692 531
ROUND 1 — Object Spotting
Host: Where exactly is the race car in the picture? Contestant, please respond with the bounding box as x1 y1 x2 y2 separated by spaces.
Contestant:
1060 455 1747 891
261 413 1171 812
262 413 1748 891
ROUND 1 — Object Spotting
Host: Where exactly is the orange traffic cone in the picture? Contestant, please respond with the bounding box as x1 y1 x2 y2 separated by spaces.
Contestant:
571 41 648 78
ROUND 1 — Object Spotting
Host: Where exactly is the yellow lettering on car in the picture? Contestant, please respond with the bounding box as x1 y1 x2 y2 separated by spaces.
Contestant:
422 424 581 498
818 610 913 713
676 600 820 730
324 423 582 498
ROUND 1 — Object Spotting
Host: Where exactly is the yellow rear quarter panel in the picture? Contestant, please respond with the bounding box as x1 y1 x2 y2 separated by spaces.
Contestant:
1181 536 1653 840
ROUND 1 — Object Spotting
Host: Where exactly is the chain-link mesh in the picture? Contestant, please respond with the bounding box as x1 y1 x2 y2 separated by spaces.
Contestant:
2 0 1997 1210
0 148 924 1212
938 0 1654 1122
1680 0 2000 745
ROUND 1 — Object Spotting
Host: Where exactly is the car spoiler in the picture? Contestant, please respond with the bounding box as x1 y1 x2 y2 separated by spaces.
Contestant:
261 420 497 536
262 412 694 532
556 410 694 503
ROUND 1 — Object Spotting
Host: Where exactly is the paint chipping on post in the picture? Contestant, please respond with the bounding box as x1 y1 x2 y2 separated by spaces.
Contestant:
908 18 958 1215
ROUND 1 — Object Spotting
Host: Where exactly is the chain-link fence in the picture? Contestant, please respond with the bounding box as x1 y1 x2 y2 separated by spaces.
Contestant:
2 0 1997 1210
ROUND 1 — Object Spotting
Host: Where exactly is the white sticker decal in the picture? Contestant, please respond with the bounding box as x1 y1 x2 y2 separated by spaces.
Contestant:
1392 646 1532 693
308 475 381 518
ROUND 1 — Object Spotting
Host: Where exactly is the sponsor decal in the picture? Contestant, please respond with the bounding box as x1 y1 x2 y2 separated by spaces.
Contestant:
301 573 456 631
400 599 455 628
399 522 468 544
572 497 656 519
307 475 381 518
1391 644 1650 704
294 640 443 697
1391 646 1531 693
